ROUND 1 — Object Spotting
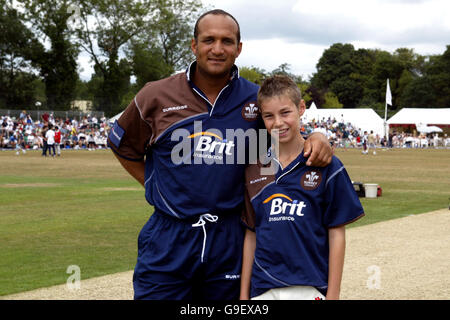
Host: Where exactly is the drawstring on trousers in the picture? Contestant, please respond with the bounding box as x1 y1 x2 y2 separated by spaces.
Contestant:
192 213 218 263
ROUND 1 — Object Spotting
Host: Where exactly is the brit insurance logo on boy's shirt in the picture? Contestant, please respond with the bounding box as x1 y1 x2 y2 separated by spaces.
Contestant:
241 101 259 121
300 170 322 190
263 193 307 222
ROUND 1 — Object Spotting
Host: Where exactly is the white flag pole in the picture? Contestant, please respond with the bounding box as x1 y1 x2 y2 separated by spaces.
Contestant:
384 101 388 141
385 79 392 141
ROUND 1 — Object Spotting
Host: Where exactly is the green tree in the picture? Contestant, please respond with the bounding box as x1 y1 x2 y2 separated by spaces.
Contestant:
305 86 326 108
128 42 173 89
298 83 312 105
362 48 429 111
311 43 366 108
75 0 151 115
0 1 44 109
399 75 435 108
74 79 92 100
426 46 450 107
151 0 201 70
20 0 79 110
322 91 343 109
239 66 266 85
127 0 203 87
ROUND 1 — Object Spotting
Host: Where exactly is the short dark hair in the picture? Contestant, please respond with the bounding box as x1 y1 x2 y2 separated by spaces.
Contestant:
257 75 302 108
194 9 241 44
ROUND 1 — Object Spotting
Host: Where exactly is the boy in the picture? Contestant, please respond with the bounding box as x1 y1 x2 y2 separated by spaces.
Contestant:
240 75 364 300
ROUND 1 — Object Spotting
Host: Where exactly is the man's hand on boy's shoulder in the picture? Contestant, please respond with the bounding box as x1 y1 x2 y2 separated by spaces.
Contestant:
304 132 333 167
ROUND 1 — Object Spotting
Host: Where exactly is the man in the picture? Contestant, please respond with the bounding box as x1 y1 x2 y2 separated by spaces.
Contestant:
107 9 333 300
41 125 48 157
45 124 56 157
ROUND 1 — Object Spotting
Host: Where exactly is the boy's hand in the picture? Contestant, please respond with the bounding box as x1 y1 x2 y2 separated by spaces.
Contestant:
304 132 333 167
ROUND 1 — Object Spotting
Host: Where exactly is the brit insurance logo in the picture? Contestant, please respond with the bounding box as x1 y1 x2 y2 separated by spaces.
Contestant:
300 171 322 190
170 120 274 167
241 101 259 121
263 193 306 222
189 131 235 162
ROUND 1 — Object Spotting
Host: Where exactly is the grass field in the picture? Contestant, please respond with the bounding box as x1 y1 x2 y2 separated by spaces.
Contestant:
0 148 449 296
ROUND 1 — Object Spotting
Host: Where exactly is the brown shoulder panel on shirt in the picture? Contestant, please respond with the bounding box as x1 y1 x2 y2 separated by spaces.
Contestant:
108 98 151 160
134 72 208 145
241 162 276 230
245 162 276 200
109 72 208 160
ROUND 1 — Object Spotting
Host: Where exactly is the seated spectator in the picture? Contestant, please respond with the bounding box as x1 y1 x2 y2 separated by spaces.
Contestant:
87 132 96 151
72 134 78 147
77 131 86 147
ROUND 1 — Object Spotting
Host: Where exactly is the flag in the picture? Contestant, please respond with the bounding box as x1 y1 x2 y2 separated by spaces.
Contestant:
386 79 392 106
384 79 392 138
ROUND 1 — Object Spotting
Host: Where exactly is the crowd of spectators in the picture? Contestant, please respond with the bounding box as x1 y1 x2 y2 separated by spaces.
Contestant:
1 110 110 154
299 116 450 150
1 111 449 154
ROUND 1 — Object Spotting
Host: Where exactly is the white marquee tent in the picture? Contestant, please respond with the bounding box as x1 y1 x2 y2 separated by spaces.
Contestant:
386 108 450 130
302 104 386 136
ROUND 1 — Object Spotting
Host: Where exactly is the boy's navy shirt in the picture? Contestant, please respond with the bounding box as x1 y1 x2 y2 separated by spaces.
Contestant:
108 62 263 220
243 151 365 298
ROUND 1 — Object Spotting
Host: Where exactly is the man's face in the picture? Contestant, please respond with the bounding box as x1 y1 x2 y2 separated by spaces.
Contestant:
191 14 242 79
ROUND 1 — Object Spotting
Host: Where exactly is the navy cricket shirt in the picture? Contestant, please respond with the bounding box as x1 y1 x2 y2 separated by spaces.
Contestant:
243 151 365 298
108 62 263 219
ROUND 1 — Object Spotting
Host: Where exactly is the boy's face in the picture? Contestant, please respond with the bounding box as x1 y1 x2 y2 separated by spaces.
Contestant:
260 95 305 145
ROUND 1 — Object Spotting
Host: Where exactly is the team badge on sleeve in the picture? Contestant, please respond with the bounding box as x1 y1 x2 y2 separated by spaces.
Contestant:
109 121 125 148
300 170 322 190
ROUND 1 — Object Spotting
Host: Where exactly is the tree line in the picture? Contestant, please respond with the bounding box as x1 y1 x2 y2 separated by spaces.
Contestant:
242 43 450 117
1 0 449 117
1 0 202 116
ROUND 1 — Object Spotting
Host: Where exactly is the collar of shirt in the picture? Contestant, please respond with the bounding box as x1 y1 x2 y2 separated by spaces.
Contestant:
265 148 307 182
185 61 240 115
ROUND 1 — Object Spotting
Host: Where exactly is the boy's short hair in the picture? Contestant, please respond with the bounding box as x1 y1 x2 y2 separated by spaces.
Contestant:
257 75 302 108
